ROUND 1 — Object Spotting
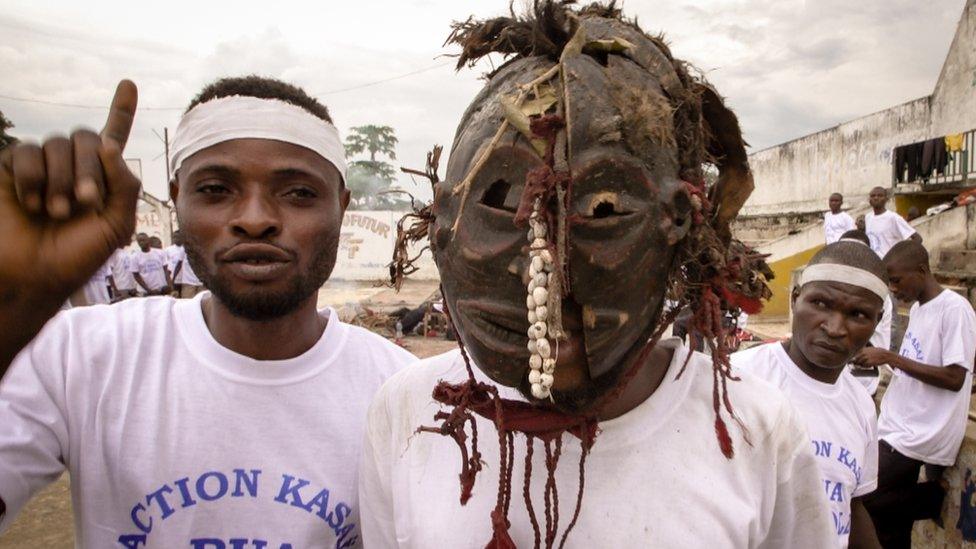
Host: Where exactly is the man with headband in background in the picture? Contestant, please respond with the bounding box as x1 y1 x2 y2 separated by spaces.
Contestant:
0 76 413 546
732 241 886 548
360 3 833 547
855 239 976 548
836 229 892 396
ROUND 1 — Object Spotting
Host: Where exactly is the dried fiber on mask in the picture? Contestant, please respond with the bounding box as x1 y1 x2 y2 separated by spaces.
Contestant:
389 146 441 290
417 296 599 549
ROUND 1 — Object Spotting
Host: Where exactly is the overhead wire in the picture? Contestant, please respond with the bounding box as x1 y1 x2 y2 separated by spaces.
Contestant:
0 60 454 110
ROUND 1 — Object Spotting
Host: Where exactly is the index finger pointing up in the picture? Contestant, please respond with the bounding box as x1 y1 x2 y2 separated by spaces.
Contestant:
100 79 138 150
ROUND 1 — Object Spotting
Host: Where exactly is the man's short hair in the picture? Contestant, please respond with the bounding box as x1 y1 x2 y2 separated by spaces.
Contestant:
839 229 870 246
186 75 333 124
806 240 888 286
830 192 843 199
884 239 930 270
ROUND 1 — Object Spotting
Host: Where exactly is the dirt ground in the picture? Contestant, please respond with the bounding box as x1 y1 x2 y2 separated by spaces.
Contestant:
0 280 452 548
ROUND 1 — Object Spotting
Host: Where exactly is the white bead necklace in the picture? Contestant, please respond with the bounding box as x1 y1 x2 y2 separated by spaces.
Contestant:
526 198 556 399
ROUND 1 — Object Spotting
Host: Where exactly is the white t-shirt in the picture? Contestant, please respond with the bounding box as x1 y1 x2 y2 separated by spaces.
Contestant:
0 293 415 547
865 210 916 258
83 260 113 305
164 245 182 272
824 211 856 244
133 248 169 291
360 343 834 548
110 249 136 291
731 342 878 548
879 289 976 465
173 246 203 287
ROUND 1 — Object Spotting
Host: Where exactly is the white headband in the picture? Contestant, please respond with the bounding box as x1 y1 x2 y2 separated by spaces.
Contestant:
169 95 347 182
799 263 888 300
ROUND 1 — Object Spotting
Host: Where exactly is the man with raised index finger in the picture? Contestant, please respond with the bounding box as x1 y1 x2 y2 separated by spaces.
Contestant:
0 76 414 547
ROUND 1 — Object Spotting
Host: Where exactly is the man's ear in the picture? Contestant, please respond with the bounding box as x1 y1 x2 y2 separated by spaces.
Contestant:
791 286 801 307
169 176 179 204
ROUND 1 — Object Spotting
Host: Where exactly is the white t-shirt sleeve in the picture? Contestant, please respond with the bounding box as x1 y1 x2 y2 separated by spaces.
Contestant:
854 413 879 498
0 317 71 532
758 398 835 548
843 213 856 231
940 302 976 371
358 379 398 548
894 214 917 239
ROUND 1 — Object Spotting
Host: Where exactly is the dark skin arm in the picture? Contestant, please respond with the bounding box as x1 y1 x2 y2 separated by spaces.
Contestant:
132 272 152 294
854 347 967 391
849 497 882 549
162 265 173 293
106 274 119 298
0 82 139 374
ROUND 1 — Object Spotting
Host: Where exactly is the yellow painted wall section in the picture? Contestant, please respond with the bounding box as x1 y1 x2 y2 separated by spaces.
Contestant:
894 194 945 217
758 245 824 319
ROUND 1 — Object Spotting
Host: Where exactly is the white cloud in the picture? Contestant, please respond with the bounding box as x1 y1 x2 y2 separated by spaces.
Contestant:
0 0 966 199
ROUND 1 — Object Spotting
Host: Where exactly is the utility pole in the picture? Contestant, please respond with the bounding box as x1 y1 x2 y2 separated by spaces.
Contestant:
163 127 171 183
153 127 172 183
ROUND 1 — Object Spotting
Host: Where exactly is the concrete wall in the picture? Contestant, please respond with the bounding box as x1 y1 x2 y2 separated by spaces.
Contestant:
331 210 438 281
931 0 976 138
742 0 976 218
745 99 932 216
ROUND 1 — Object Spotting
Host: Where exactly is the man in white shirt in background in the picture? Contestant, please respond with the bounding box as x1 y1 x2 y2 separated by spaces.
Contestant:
107 244 137 300
864 187 921 258
164 230 186 296
80 260 113 305
839 229 892 396
732 241 884 548
177 245 205 298
0 76 414 546
164 229 205 298
854 240 976 548
131 231 171 296
824 193 856 244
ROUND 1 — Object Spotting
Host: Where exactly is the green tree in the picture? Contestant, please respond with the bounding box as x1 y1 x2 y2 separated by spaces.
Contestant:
0 110 16 150
344 125 403 210
345 125 398 163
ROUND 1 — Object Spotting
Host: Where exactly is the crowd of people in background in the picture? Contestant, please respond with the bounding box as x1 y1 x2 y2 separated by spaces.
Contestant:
70 226 203 307
71 229 204 307
812 187 976 547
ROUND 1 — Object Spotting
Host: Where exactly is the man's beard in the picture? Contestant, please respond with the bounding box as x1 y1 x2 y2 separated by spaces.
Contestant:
183 234 339 322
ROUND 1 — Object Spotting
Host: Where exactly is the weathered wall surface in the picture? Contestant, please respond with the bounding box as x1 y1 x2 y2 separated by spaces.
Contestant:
741 0 976 218
931 0 976 138
331 210 438 281
744 99 932 216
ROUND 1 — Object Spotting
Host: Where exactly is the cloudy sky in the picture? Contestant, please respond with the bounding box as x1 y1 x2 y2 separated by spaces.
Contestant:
0 0 966 200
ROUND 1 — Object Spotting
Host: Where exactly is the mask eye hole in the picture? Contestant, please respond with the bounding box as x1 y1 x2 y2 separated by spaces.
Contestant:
480 179 518 213
592 200 617 218
585 192 632 219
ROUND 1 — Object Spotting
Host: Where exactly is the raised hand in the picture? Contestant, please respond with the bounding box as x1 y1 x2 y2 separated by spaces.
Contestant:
0 80 141 304
0 80 142 370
